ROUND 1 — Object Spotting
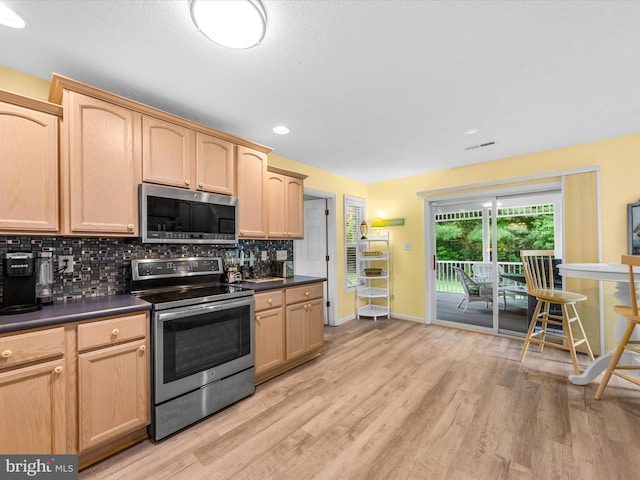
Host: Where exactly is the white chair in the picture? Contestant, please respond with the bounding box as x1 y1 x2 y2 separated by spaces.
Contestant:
454 266 505 313
594 255 640 400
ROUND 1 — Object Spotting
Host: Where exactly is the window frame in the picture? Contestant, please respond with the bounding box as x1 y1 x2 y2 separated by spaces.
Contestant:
344 195 366 292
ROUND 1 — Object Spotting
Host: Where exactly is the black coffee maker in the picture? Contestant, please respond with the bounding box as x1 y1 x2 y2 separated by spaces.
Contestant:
0 252 42 315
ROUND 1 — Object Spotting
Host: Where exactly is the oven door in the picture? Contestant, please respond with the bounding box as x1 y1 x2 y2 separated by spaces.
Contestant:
153 295 254 404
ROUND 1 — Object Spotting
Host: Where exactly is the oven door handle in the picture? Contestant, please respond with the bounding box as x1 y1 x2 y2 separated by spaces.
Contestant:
155 297 253 322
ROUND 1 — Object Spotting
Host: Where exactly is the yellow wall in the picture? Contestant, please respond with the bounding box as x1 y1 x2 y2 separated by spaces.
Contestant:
369 135 640 348
0 66 49 100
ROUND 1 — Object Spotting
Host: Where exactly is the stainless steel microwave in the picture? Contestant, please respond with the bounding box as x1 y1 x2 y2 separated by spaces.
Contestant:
140 184 238 244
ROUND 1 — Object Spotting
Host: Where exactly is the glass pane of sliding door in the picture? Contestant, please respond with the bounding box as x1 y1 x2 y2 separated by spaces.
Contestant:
434 198 498 332
494 192 560 334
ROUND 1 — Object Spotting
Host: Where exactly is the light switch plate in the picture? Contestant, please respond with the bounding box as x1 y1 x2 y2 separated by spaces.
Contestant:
276 250 288 261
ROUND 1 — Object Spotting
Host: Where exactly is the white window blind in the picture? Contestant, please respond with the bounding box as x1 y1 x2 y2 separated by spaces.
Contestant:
344 195 366 291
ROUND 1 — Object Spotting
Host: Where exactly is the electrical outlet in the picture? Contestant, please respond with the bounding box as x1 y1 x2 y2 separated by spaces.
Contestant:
261 251 267 261
276 250 288 261
58 255 74 274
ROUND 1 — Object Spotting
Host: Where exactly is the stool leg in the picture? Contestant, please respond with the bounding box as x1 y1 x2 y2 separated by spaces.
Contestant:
520 298 543 362
594 321 636 400
571 303 594 361
562 303 580 375
538 300 550 353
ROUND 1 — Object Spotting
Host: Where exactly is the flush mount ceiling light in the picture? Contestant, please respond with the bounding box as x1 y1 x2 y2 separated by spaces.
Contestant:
463 128 479 135
0 3 27 28
272 125 290 135
190 0 266 49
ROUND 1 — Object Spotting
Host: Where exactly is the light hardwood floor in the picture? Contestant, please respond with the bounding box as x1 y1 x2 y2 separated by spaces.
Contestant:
80 319 640 480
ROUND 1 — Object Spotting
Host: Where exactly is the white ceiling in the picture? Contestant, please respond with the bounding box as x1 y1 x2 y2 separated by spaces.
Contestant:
2 0 639 184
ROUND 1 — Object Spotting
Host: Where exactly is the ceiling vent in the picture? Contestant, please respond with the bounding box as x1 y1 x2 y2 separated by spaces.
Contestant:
465 141 496 151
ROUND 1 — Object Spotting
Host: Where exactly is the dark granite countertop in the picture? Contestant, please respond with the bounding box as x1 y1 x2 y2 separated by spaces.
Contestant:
0 295 152 335
234 275 327 292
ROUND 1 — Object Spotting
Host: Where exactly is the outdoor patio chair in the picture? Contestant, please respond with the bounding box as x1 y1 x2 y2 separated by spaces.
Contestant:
454 266 506 313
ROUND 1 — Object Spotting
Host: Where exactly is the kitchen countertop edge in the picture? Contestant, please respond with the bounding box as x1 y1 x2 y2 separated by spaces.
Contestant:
235 275 327 292
0 295 152 335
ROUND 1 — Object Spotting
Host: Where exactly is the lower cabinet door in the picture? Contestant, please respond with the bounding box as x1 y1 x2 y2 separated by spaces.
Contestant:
0 359 66 454
306 298 325 351
255 308 285 375
78 339 149 452
285 303 307 361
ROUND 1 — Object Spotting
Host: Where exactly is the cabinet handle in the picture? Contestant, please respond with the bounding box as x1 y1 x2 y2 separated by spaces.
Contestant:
1 349 12 358
53 366 63 374
185 180 191 186
139 345 146 352
305 291 309 296
198 183 203 188
256 315 261 321
127 224 134 231
267 298 273 304
112 328 119 336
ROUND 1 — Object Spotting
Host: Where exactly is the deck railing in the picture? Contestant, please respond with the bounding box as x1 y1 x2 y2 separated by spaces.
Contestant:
436 261 524 293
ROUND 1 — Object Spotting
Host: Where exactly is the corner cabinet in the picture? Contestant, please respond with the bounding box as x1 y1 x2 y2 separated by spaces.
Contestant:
267 166 306 239
356 234 390 320
0 91 61 234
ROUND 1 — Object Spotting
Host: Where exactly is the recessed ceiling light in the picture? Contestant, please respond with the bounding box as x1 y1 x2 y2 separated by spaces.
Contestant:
464 128 479 135
190 0 266 49
273 125 290 135
0 3 27 28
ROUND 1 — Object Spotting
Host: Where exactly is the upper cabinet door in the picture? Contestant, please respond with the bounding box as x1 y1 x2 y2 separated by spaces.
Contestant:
142 116 194 189
195 132 236 195
0 101 59 233
285 176 304 238
237 146 268 238
64 91 141 236
268 172 286 238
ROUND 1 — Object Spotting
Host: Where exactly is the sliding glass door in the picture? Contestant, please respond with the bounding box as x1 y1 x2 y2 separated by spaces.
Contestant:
431 189 562 335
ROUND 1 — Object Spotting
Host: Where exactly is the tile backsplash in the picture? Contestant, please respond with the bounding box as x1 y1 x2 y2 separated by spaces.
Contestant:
0 236 293 304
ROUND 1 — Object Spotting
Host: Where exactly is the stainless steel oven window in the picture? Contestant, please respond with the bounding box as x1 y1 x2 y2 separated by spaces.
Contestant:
163 303 251 383
153 296 254 404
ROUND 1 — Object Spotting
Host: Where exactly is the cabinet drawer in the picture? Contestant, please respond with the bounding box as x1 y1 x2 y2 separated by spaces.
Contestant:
255 290 283 311
78 313 148 352
0 327 64 370
285 283 323 304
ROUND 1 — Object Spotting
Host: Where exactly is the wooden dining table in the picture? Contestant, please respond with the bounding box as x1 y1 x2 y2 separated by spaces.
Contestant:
557 262 640 385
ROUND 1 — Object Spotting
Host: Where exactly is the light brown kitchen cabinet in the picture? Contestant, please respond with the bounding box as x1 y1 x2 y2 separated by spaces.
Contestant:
195 132 236 195
142 115 194 189
0 327 66 454
253 290 285 377
62 90 141 236
253 282 325 385
237 146 269 238
76 312 149 454
285 283 325 361
0 91 61 234
267 167 306 239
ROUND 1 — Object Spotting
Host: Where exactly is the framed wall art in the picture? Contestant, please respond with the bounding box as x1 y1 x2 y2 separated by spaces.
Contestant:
628 200 640 255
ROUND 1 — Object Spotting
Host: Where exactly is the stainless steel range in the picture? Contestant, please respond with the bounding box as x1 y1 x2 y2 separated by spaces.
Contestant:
130 257 255 441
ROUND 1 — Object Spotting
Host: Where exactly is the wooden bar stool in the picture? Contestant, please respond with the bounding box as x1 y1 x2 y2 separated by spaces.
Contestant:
594 255 640 399
519 250 594 374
